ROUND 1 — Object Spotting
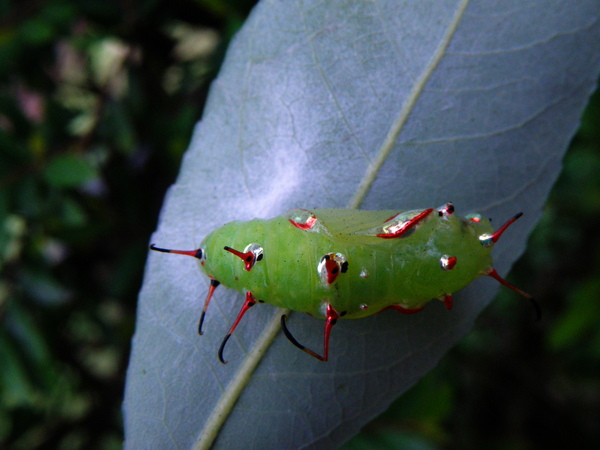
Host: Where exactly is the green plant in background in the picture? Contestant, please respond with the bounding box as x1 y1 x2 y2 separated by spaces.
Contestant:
0 1 257 447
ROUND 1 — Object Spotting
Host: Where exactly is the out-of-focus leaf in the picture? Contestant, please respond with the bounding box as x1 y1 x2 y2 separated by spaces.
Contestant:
549 275 600 351
18 18 55 46
124 0 600 448
18 269 71 305
0 332 36 407
44 154 98 188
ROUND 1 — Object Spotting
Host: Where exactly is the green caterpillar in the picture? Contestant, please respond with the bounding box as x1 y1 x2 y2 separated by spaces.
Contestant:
150 204 534 362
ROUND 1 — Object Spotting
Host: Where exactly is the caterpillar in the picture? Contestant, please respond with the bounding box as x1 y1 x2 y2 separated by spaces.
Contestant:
150 204 535 362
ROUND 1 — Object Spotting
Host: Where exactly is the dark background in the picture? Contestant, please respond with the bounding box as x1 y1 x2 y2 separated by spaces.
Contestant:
1 1 598 448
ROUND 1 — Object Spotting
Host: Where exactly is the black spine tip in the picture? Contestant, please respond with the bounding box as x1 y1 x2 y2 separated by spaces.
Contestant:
280 314 327 362
280 315 305 351
529 298 542 322
149 244 169 253
218 334 231 364
198 312 206 335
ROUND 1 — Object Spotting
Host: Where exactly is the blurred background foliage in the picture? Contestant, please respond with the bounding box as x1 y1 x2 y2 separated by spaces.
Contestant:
0 0 257 448
0 0 598 449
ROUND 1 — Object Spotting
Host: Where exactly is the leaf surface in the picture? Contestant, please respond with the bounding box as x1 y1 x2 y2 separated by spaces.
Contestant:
124 1 600 448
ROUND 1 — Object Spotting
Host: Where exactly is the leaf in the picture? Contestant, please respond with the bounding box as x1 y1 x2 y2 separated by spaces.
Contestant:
44 154 98 188
124 0 600 448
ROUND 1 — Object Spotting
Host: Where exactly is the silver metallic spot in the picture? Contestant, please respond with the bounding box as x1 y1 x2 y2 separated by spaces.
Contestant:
479 233 494 248
379 211 419 236
317 252 348 285
244 243 264 261
440 255 457 271
287 209 317 230
436 202 455 217
465 213 482 223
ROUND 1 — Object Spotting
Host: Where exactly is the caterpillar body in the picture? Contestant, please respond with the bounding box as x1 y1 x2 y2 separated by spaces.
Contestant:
150 204 534 362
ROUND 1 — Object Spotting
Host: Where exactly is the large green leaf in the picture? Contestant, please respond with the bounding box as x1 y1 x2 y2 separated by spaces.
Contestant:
124 1 600 448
